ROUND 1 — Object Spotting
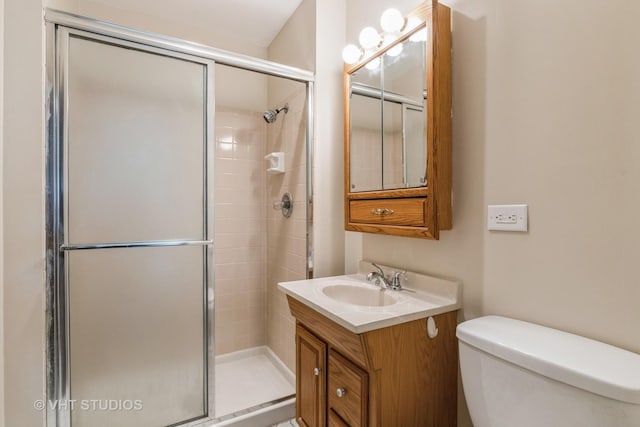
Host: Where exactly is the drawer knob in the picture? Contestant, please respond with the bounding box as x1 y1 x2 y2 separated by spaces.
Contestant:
313 367 321 376
370 208 394 216
336 388 346 398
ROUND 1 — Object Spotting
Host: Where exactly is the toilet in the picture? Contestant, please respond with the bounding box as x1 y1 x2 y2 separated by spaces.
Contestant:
457 316 640 427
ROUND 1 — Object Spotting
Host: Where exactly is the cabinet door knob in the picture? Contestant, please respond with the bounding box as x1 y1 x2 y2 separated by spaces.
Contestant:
313 367 321 376
336 387 346 397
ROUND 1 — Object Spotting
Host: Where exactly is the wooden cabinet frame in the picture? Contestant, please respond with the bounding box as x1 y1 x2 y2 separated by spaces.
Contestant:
344 0 452 239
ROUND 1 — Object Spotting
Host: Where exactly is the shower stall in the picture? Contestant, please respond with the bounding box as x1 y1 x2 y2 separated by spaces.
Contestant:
45 10 312 427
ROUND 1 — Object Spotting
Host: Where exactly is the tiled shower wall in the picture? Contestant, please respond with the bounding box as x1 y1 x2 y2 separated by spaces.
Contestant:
266 87 308 372
214 108 267 355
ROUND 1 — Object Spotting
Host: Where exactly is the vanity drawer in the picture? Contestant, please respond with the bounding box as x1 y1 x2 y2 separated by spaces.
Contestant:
328 349 368 427
349 198 426 226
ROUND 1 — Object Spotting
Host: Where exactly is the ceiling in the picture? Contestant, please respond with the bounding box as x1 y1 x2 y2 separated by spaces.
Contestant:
89 0 304 48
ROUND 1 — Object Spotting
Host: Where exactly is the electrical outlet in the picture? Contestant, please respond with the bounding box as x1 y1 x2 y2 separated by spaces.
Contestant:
488 204 528 231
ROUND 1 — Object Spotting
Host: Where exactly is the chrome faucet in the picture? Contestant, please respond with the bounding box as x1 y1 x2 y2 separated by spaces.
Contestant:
366 263 406 291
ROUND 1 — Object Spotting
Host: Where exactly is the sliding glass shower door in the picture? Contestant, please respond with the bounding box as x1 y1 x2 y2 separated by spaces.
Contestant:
49 28 214 426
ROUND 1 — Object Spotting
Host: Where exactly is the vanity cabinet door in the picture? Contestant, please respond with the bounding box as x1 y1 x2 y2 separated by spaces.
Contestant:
327 350 368 427
296 325 327 427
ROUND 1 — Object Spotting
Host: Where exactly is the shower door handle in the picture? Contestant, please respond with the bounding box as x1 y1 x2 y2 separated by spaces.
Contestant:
60 239 214 251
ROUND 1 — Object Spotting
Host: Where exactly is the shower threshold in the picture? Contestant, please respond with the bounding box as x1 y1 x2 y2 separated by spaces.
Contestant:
211 346 295 427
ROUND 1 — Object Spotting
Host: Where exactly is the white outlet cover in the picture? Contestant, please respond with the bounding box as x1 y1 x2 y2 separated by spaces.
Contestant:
488 204 528 231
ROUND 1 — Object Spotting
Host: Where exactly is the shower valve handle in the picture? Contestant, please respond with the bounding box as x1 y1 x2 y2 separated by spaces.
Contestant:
273 192 293 218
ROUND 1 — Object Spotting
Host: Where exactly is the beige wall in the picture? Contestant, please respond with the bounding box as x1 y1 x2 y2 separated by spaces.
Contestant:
50 0 266 57
478 0 640 354
2 0 45 426
312 0 346 277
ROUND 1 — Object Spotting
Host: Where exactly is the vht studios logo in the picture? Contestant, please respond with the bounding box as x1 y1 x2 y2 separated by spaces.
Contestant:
34 399 144 412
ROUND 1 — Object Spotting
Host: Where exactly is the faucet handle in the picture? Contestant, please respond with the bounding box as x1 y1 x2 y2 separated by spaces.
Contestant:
371 262 385 276
390 270 407 290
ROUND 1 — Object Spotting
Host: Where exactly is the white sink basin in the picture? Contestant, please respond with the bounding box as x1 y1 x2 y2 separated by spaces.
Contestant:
322 284 397 307
277 261 461 333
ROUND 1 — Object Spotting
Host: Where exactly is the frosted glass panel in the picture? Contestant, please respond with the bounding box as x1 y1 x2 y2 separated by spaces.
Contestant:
68 246 205 426
67 36 206 243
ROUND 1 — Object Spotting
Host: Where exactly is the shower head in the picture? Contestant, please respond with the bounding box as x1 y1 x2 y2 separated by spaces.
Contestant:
263 103 289 124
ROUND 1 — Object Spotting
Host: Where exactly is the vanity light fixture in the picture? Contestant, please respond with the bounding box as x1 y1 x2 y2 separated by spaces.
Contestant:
342 7 419 65
359 26 381 49
342 44 362 64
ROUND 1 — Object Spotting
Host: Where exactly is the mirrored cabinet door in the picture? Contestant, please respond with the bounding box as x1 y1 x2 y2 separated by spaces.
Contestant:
383 37 427 190
348 37 427 193
350 64 383 193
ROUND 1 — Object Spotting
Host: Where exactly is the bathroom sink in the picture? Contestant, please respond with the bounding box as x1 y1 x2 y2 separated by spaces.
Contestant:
278 264 461 333
322 284 397 307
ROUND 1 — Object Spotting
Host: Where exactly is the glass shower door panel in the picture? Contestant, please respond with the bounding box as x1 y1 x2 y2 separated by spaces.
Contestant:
61 32 211 427
68 246 205 426
66 35 206 244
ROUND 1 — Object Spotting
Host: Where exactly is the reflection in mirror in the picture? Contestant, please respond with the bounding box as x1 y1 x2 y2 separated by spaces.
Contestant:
348 35 427 192
383 37 426 103
405 106 426 187
350 93 382 192
349 57 382 192
382 100 403 189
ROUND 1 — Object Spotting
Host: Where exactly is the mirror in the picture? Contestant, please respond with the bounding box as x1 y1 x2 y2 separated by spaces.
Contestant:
348 30 427 192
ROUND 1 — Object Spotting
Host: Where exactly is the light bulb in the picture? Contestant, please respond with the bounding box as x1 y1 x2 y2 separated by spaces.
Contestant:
387 43 403 57
359 26 381 50
365 57 381 70
380 8 404 33
342 44 362 64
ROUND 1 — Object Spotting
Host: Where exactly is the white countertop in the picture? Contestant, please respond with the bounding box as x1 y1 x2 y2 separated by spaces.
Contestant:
277 261 461 334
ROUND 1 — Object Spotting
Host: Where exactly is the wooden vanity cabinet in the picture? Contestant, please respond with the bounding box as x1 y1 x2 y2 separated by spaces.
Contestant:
289 296 458 427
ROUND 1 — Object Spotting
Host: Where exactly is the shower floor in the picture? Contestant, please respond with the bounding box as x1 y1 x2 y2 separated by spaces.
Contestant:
215 346 295 419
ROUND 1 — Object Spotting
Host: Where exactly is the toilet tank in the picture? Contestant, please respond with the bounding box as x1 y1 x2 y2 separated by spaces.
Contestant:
457 316 640 427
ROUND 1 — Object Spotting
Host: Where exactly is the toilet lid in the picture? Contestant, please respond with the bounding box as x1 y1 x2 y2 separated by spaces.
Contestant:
457 315 640 404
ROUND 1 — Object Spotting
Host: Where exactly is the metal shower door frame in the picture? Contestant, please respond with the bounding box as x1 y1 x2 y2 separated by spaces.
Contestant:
45 8 316 427
46 23 216 427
